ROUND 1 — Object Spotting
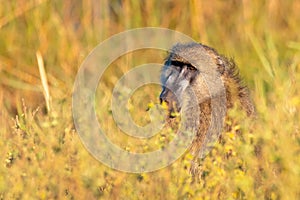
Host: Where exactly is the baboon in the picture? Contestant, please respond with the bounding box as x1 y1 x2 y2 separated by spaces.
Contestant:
159 42 255 176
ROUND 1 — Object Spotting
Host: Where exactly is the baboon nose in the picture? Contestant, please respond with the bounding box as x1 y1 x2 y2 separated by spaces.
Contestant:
159 93 168 104
159 96 168 104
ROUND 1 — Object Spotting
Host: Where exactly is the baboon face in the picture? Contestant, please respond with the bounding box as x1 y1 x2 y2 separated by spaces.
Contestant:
160 57 199 115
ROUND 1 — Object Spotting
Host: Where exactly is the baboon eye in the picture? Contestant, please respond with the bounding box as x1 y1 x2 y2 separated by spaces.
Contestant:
170 61 197 71
187 64 197 71
170 61 182 71
170 61 184 67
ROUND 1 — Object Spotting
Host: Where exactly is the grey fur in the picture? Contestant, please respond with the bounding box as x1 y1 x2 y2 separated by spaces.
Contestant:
160 42 255 177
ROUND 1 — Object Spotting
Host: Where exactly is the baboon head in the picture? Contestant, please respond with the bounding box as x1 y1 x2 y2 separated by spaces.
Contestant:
160 43 216 116
160 42 255 118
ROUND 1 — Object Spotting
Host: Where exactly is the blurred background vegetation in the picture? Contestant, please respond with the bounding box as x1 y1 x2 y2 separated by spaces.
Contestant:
1 0 300 199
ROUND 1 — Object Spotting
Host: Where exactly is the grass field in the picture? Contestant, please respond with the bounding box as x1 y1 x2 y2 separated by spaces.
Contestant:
1 0 300 199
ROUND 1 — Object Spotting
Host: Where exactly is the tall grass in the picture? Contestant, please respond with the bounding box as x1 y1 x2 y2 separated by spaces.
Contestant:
1 0 300 199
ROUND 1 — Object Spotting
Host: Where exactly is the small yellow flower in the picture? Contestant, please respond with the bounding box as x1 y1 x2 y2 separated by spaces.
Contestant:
232 192 238 199
225 145 233 152
233 125 240 131
143 145 149 151
232 151 237 156
125 146 130 151
228 132 235 139
170 111 180 117
218 168 225 176
161 101 168 110
159 136 166 142
147 102 155 109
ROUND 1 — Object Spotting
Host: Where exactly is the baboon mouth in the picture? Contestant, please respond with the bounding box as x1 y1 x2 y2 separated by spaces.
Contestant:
169 113 176 118
159 99 181 118
168 107 181 118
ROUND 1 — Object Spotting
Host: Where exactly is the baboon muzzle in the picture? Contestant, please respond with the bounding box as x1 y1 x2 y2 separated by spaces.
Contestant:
159 88 180 116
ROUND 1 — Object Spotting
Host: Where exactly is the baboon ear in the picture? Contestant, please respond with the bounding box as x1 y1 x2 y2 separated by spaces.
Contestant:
217 65 225 75
216 57 225 75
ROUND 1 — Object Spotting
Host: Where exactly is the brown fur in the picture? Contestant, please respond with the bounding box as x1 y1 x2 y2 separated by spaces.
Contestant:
160 43 255 177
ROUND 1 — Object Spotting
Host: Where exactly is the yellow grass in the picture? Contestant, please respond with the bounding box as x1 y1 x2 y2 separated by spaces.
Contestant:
0 0 299 199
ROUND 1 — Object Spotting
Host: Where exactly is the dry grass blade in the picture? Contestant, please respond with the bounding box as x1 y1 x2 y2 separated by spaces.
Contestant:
0 0 48 29
248 33 275 78
36 50 51 113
